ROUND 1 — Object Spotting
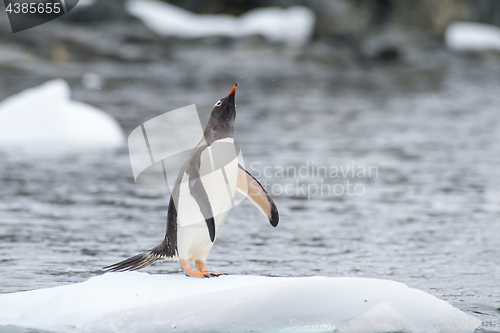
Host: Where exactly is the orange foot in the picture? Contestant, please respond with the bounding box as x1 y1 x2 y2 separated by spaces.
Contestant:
180 259 226 278
195 260 225 277
203 271 225 277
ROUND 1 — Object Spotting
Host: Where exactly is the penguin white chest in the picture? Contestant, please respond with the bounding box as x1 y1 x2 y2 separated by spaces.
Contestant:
176 138 238 259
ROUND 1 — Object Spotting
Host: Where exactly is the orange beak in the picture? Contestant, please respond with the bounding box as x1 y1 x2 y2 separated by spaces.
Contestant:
227 82 238 98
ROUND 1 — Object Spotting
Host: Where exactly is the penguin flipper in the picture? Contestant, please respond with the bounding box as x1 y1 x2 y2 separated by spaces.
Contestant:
188 173 216 242
236 164 279 227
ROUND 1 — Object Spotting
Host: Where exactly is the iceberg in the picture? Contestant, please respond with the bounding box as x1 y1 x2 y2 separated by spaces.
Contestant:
0 272 477 332
445 22 500 52
126 0 315 46
0 79 124 154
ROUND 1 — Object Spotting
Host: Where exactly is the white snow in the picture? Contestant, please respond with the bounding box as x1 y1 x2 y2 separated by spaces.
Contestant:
126 0 315 46
0 79 124 154
445 22 500 52
76 0 95 7
0 272 477 333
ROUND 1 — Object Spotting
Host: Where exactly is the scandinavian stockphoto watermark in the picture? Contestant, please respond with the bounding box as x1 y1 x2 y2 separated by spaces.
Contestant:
249 161 378 199
128 104 246 228
127 104 378 228
289 318 497 331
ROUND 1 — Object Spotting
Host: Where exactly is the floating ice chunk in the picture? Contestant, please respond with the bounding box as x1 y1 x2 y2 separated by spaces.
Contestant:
445 22 500 52
0 79 124 154
0 273 476 333
126 0 315 46
81 72 104 90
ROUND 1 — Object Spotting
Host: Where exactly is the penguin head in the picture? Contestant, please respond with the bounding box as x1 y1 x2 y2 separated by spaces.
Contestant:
210 82 238 122
204 83 238 142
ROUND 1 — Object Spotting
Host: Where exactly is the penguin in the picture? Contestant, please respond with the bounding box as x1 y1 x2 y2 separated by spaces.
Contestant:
104 83 279 277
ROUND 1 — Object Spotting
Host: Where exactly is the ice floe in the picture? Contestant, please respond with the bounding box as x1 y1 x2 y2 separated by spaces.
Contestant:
0 79 124 154
0 272 477 333
445 22 500 52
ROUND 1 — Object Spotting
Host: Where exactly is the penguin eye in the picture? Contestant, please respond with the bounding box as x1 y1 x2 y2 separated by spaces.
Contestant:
214 100 222 107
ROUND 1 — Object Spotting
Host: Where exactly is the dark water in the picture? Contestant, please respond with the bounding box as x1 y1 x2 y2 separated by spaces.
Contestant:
0 46 499 329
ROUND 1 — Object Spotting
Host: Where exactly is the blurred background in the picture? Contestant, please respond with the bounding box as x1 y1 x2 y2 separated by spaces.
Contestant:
0 0 499 327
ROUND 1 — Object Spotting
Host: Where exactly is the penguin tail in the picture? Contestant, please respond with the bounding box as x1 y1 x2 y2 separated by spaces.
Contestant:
103 239 177 272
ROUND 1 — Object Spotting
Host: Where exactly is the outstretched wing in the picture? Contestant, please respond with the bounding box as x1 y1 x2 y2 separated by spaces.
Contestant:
236 164 279 227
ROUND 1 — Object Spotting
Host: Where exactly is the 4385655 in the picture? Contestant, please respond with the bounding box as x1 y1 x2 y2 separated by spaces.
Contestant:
6 2 62 14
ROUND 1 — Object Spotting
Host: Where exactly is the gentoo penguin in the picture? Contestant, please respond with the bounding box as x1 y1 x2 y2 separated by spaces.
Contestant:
105 83 279 277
